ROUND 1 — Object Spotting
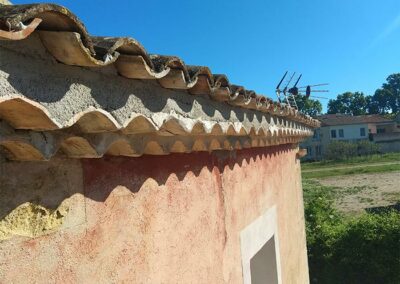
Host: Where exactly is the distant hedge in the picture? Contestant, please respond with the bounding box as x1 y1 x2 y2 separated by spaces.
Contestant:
304 182 400 283
325 141 380 160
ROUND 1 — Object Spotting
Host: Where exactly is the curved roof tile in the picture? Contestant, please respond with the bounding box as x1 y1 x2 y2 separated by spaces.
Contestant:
0 3 319 128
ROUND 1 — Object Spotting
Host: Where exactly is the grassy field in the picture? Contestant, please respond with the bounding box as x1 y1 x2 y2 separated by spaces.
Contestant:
302 163 400 179
301 152 400 171
301 153 400 214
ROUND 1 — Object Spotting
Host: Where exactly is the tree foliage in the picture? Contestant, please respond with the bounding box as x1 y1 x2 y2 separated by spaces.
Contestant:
327 92 369 115
327 73 400 115
295 94 323 116
382 73 400 113
371 88 393 114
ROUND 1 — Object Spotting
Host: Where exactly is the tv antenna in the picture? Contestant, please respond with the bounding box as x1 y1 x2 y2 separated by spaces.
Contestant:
297 83 329 99
275 71 329 109
276 72 300 109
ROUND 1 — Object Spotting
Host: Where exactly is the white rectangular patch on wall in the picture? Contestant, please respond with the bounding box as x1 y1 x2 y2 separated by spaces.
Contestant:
240 206 282 284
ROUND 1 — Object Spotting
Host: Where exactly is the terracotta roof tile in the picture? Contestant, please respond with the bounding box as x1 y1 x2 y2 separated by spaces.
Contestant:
0 3 320 160
0 3 318 128
318 114 392 126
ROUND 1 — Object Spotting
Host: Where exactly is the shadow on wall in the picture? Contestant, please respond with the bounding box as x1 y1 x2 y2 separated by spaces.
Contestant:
81 144 295 201
0 144 296 214
0 144 296 240
0 157 85 240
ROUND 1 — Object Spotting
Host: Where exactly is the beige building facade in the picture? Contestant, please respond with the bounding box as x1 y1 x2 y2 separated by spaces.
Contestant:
302 114 400 160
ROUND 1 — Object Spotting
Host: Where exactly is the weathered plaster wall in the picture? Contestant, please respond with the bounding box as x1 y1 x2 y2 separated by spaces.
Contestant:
0 157 85 241
0 145 309 283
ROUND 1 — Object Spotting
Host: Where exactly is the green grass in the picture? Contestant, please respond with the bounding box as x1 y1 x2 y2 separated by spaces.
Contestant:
381 191 400 202
342 185 371 195
302 179 338 203
301 152 400 171
303 180 375 204
302 163 400 179
358 196 374 204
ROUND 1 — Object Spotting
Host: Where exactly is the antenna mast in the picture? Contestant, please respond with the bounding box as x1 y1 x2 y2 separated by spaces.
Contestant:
275 72 299 109
275 73 330 110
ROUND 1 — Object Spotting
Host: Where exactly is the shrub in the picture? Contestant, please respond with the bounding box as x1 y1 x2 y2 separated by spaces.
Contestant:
325 140 380 161
304 181 400 283
330 212 400 284
357 140 380 156
325 141 357 160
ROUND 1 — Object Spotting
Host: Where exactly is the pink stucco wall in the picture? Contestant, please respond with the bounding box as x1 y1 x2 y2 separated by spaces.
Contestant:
0 144 309 283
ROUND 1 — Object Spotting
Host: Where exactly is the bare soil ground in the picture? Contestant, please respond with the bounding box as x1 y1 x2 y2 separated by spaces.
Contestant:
317 171 400 214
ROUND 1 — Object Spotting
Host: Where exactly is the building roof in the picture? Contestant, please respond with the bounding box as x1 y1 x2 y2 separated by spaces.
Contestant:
0 3 319 161
318 114 393 127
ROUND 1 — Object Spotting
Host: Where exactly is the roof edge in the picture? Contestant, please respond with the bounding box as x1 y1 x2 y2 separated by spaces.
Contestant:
0 3 319 128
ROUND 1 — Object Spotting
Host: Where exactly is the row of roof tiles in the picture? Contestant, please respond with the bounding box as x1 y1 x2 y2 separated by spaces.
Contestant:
0 96 310 133
0 3 319 128
318 114 395 126
1 120 312 160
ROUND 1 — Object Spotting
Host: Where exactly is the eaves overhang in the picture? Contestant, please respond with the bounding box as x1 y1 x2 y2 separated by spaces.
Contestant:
0 3 320 161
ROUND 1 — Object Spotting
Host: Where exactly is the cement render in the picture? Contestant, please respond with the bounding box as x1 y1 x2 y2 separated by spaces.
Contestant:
0 31 310 283
0 35 291 131
0 157 85 240
0 146 309 283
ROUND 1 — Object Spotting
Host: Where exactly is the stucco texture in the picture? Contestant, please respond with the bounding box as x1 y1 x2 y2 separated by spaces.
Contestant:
0 144 309 283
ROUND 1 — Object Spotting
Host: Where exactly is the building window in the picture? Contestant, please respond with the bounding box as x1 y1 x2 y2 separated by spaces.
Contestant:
360 128 366 137
250 236 279 284
331 129 337 138
316 145 322 156
339 129 344 138
240 206 282 284
377 128 386 134
313 130 318 139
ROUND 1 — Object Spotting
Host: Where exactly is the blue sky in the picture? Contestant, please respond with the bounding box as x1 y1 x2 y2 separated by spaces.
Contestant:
13 0 400 112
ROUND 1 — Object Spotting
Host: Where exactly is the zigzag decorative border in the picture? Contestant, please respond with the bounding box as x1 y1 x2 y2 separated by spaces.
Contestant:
0 96 319 133
0 122 312 161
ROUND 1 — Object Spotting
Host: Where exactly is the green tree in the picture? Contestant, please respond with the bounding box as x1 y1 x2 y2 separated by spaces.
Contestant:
327 73 400 116
371 88 393 114
351 92 369 115
327 92 368 115
366 95 380 114
295 94 323 116
368 73 400 114
381 73 400 113
327 92 352 114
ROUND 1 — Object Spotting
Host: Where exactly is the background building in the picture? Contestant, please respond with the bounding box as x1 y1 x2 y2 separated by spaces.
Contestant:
302 114 400 160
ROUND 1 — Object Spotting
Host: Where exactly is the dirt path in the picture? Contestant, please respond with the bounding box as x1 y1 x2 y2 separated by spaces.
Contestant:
302 161 400 173
317 171 400 214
